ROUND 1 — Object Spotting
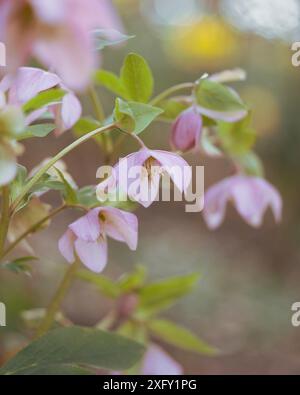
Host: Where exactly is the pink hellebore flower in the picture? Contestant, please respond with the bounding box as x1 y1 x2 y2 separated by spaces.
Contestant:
141 344 183 375
58 207 138 273
0 0 123 90
96 148 192 208
170 107 202 152
0 67 81 134
203 175 282 229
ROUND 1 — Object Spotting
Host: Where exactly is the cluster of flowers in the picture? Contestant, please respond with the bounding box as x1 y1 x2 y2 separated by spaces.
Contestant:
0 0 282 375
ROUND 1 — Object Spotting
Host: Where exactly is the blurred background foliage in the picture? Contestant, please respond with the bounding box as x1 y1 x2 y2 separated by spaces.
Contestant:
1 0 300 374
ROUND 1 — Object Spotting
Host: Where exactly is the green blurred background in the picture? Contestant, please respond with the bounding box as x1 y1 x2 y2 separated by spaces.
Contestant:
1 0 300 374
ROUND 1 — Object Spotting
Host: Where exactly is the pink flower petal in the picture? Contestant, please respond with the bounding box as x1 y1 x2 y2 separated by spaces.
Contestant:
9 67 60 104
61 92 82 129
33 24 95 91
29 0 66 24
142 344 183 375
150 150 192 193
74 237 107 273
58 229 76 263
69 208 101 242
101 207 138 250
203 178 233 229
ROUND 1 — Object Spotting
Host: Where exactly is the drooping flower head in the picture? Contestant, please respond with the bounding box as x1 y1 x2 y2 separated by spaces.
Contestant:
203 175 282 229
0 67 82 134
96 148 192 208
0 0 123 90
59 207 138 273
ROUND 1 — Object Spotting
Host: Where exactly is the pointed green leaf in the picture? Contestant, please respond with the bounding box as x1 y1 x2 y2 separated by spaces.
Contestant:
138 273 200 315
196 79 247 121
93 29 134 50
54 167 78 205
114 98 163 134
18 123 56 140
217 113 256 155
149 319 217 356
0 326 145 375
94 70 128 99
77 270 120 299
22 89 66 113
121 53 154 103
118 265 147 293
3 256 38 275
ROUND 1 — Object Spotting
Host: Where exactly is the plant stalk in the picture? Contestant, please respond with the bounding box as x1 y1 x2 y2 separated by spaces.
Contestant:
11 123 116 213
36 259 80 338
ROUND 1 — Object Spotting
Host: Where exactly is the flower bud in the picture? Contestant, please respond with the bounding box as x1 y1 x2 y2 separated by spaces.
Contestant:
170 107 202 152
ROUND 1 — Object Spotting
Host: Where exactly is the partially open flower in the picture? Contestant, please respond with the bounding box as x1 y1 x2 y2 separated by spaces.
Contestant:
96 148 192 208
59 207 138 273
170 107 202 152
203 175 282 229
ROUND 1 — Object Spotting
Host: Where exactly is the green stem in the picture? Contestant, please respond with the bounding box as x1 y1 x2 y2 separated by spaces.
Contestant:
150 82 195 106
0 186 10 256
88 85 105 122
11 123 116 213
36 259 80 338
88 85 113 157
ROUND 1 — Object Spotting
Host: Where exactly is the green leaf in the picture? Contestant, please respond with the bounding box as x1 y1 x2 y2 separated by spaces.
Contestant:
3 256 38 276
149 319 217 356
196 79 247 120
0 326 144 375
114 98 163 134
73 117 104 148
9 165 28 203
201 128 222 157
118 265 147 293
120 53 154 103
157 99 189 121
19 364 91 375
138 273 200 315
18 123 55 140
93 29 134 51
77 270 120 299
94 70 128 99
235 151 264 177
54 167 78 205
22 88 66 113
217 113 256 155
76 186 99 208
